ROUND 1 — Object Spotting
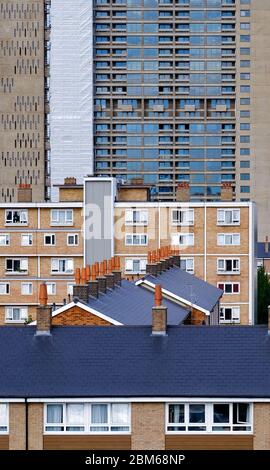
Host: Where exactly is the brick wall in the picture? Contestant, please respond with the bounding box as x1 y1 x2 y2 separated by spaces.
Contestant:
131 403 165 450
52 305 112 326
28 404 43 450
9 403 26 450
253 403 270 449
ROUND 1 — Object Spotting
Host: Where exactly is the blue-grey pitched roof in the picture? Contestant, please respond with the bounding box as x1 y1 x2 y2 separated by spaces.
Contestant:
0 325 270 398
142 266 223 312
86 279 189 325
257 242 270 259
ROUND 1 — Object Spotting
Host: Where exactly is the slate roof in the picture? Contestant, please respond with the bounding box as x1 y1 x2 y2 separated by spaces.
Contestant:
142 266 223 312
257 242 270 259
0 325 269 398
86 279 189 325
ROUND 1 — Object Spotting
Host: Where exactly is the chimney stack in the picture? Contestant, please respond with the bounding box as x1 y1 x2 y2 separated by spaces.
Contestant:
105 259 115 289
73 268 89 302
221 183 233 201
96 261 107 294
112 256 122 286
176 183 190 202
36 284 52 335
88 265 99 298
265 236 269 254
17 184 32 203
146 251 158 277
152 284 167 336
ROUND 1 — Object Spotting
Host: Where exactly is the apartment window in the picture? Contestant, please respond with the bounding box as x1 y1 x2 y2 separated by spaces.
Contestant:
180 258 194 274
171 233 194 247
21 234 33 246
45 403 130 433
0 234 10 246
217 234 240 246
220 306 240 324
217 259 240 274
44 234 56 246
67 283 74 296
51 259 74 274
125 209 148 225
218 283 240 294
47 283 56 295
125 258 147 274
5 307 28 322
5 210 28 225
21 283 33 295
5 258 28 274
51 210 73 226
0 283 9 295
171 209 194 226
166 403 251 433
125 234 148 246
67 234 79 246
217 209 240 225
0 404 8 432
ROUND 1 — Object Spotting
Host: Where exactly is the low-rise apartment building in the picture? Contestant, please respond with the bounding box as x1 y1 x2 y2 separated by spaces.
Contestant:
84 178 257 325
0 181 83 324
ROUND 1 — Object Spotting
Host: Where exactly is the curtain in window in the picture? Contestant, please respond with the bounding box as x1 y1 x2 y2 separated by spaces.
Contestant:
47 404 63 423
111 404 129 431
90 404 108 431
0 404 7 426
66 404 84 431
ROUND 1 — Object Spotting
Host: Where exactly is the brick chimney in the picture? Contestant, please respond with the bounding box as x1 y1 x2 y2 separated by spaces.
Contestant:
112 256 122 286
146 251 158 277
221 183 233 201
105 259 115 289
265 236 269 254
17 184 32 203
88 265 99 298
96 261 107 294
58 177 83 202
152 284 167 336
36 284 52 335
172 246 181 267
176 183 190 202
72 268 88 303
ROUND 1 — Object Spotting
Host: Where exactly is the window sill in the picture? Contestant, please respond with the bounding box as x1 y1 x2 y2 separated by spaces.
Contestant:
5 320 26 324
217 272 240 275
51 272 74 275
5 223 28 227
5 272 28 276
50 223 74 227
217 223 240 227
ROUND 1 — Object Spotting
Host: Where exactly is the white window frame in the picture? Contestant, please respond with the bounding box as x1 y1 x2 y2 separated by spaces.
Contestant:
0 404 8 434
217 233 240 246
21 282 33 296
67 233 79 246
5 209 28 226
171 233 194 247
67 283 75 296
125 209 148 226
0 234 10 246
217 282 240 295
217 209 240 226
46 283 56 296
0 283 10 295
166 402 252 434
44 234 56 246
44 403 131 435
125 234 148 246
5 258 28 274
217 258 240 275
125 258 147 274
219 305 240 324
5 306 28 323
51 259 74 274
171 209 194 226
179 257 194 274
50 209 73 226
21 234 33 246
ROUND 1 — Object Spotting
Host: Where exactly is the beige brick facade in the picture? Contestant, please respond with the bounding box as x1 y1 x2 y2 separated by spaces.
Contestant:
28 404 43 450
0 202 83 325
253 403 270 450
131 403 165 450
114 202 256 325
9 403 26 450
